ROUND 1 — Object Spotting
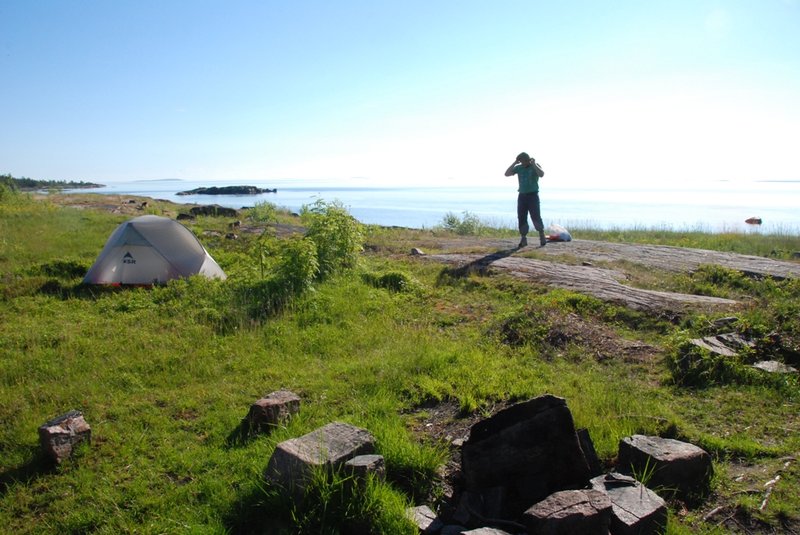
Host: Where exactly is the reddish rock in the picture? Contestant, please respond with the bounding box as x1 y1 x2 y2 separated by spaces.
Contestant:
247 390 300 432
522 489 612 534
38 411 91 464
591 472 667 534
618 435 712 499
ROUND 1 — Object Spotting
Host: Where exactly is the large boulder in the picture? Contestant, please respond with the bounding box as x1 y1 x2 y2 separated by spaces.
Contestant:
618 435 712 500
264 422 375 495
461 395 592 519
591 472 667 535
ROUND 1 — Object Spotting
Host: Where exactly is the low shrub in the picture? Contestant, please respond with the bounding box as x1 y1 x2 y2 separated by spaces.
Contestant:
439 210 486 236
301 199 364 278
361 271 420 293
248 200 279 223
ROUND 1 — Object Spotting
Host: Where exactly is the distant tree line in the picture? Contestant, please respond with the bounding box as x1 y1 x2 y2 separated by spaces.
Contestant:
0 174 103 190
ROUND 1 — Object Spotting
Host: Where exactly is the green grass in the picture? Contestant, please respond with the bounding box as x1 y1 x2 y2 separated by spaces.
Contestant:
1 192 799 533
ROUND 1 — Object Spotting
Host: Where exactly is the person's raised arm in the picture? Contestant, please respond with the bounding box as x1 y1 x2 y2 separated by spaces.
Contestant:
504 159 519 177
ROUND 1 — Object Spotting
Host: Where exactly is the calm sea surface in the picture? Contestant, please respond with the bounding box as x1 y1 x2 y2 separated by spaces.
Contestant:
66 179 800 234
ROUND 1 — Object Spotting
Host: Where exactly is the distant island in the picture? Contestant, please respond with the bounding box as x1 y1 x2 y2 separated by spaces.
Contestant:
176 185 277 196
1 174 104 190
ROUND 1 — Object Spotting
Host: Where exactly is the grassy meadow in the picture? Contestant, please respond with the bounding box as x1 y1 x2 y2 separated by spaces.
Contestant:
1 187 799 534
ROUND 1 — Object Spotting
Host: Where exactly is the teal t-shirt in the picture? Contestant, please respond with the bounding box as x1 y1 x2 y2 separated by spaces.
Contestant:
514 165 539 194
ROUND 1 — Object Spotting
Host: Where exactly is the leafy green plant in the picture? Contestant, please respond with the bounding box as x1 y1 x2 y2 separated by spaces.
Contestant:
439 210 487 235
301 199 364 279
275 236 320 295
249 200 279 223
361 270 420 293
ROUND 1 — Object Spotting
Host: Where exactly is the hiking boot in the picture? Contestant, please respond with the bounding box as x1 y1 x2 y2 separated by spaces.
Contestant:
518 236 528 248
539 231 547 247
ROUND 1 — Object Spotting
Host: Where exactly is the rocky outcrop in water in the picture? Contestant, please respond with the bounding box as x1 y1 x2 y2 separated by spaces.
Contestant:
176 185 276 195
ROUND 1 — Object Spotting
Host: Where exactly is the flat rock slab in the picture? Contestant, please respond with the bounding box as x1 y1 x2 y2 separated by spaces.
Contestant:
344 454 386 481
461 395 591 519
689 333 755 357
264 422 375 493
428 238 800 280
522 489 612 535
591 473 667 535
406 505 444 534
752 360 798 374
618 435 712 499
427 253 737 315
38 410 91 464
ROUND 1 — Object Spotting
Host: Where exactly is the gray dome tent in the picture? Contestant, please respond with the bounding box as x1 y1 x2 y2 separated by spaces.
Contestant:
84 215 226 285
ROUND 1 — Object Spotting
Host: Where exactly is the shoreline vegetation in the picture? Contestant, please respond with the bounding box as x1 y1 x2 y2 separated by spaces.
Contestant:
2 173 104 190
1 189 799 533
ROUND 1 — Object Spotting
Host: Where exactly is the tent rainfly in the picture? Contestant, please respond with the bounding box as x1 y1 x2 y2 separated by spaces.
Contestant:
83 215 226 285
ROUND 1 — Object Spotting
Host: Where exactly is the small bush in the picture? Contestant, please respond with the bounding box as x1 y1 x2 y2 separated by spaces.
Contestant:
439 211 486 235
249 201 279 223
275 237 319 295
362 271 419 293
301 199 364 279
490 306 552 347
34 258 90 279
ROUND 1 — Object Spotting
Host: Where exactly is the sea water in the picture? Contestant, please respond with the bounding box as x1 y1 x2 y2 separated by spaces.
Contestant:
65 179 800 234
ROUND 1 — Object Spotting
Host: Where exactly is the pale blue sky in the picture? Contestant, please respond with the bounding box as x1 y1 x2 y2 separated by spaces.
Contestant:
2 0 799 186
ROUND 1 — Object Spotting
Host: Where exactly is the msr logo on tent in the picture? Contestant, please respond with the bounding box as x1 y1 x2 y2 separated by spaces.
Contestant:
122 252 136 264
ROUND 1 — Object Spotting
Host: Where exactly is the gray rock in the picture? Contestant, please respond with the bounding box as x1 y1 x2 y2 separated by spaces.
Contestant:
264 422 375 495
38 410 91 464
751 360 798 374
689 332 754 357
461 395 591 518
711 316 738 329
522 489 612 535
618 435 712 500
344 454 386 481
406 505 444 534
247 389 300 432
591 473 667 535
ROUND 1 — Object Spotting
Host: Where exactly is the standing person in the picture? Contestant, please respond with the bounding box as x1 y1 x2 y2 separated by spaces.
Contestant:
505 151 546 248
